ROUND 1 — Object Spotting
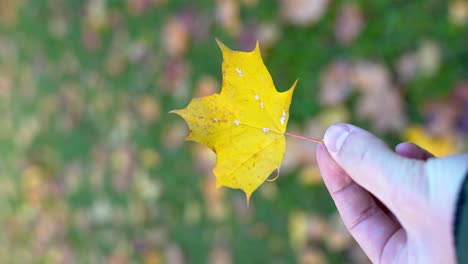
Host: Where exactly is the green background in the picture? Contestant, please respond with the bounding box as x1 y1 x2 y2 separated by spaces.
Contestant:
0 0 466 263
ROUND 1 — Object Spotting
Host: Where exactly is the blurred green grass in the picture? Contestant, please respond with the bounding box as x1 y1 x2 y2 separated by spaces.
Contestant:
0 0 467 263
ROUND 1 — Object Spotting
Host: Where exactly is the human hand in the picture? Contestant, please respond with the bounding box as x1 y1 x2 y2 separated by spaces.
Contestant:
316 124 468 263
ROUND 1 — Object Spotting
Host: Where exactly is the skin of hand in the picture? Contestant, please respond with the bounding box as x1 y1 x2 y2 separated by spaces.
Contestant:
316 123 468 264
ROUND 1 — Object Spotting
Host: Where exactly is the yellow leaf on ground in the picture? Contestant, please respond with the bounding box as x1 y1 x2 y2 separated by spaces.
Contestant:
171 39 296 201
403 125 456 157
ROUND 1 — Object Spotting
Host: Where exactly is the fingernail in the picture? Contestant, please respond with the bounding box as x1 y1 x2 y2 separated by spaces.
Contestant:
324 124 350 153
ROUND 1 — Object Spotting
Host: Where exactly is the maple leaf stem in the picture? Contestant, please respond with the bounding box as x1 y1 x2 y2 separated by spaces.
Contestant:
284 132 324 144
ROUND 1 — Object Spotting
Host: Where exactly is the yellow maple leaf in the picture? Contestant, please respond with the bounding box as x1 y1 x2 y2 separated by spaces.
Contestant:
171 39 297 201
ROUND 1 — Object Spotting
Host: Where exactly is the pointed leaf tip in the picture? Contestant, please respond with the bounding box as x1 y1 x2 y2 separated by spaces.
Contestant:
254 40 261 54
169 109 184 116
291 79 299 88
245 192 252 207
284 79 299 94
215 38 231 55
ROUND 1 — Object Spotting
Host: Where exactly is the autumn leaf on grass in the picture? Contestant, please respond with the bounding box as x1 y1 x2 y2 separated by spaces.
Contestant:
171 39 299 202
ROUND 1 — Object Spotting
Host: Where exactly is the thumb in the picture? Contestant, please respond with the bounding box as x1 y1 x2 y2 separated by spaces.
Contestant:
323 124 426 209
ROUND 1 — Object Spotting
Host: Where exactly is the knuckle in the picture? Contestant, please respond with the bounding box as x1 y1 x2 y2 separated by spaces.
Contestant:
348 199 379 232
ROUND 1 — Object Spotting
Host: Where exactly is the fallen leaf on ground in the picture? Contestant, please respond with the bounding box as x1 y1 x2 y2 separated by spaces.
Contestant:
319 60 353 106
404 125 456 157
449 0 468 26
215 0 241 35
281 0 329 26
171 39 296 201
335 4 364 45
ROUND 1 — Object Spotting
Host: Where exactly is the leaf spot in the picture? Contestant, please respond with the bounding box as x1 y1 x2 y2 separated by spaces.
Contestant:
262 128 270 133
236 68 243 77
260 102 264 109
213 118 218 122
234 120 240 126
254 94 259 101
280 110 287 125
